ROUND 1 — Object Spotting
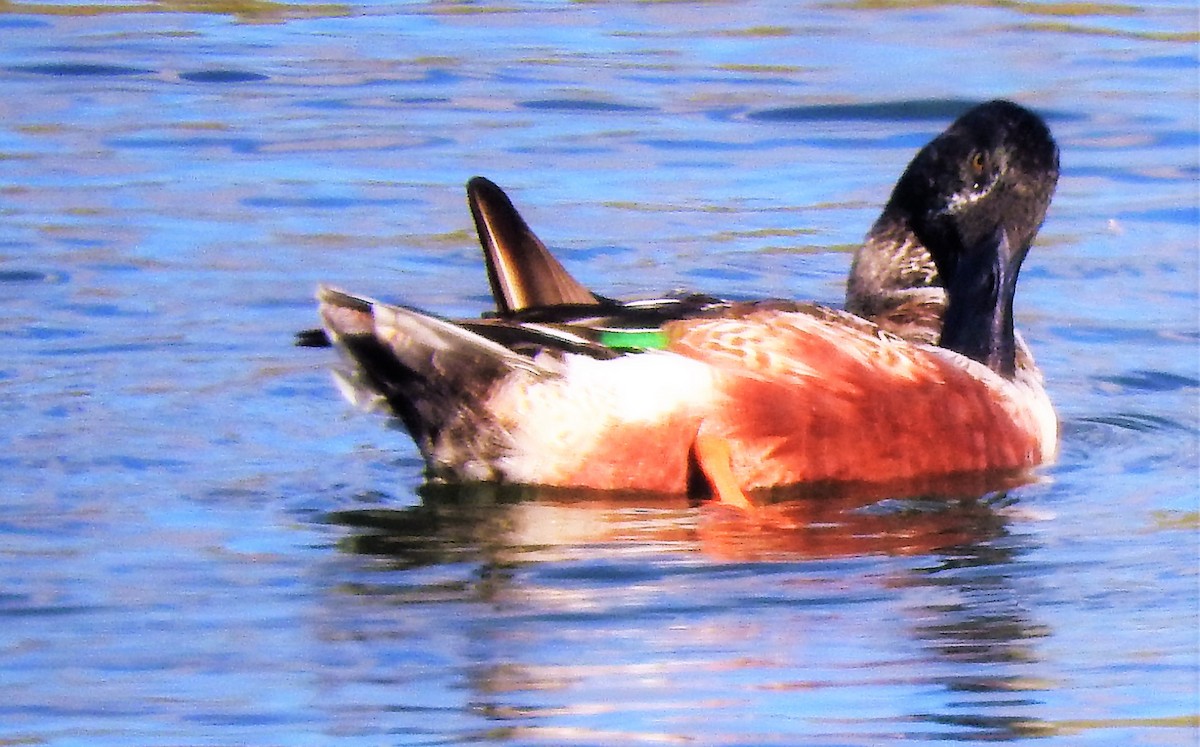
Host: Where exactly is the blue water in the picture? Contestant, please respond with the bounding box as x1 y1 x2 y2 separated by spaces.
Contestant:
1 2 1197 745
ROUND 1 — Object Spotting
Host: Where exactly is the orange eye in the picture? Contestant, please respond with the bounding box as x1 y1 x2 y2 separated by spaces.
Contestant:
970 151 986 174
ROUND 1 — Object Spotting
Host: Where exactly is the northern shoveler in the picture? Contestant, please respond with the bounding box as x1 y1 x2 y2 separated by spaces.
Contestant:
311 99 1060 507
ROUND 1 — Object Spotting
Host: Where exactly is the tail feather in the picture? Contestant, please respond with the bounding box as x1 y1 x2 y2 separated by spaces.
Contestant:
367 295 542 379
296 176 602 348
467 176 602 313
317 285 545 478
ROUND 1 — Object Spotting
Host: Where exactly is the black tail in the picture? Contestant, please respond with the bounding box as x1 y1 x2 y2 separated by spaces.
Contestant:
467 176 602 314
316 286 542 475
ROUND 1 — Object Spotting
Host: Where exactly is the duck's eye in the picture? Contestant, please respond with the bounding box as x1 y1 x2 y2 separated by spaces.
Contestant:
970 151 986 175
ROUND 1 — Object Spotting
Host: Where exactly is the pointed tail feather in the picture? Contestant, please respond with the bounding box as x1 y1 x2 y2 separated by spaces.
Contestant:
298 177 599 347
317 286 544 474
467 176 602 314
318 285 540 384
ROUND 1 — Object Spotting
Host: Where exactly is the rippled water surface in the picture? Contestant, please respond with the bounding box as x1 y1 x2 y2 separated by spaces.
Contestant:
2 2 1197 745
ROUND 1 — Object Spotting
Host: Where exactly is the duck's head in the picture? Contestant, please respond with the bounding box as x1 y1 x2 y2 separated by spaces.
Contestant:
886 100 1059 377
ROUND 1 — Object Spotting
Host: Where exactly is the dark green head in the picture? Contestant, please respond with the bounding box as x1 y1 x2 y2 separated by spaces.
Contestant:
885 100 1060 376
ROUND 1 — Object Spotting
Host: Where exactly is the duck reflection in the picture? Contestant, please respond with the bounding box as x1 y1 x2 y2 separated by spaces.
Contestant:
895 537 1056 741
327 471 1033 567
321 476 1055 742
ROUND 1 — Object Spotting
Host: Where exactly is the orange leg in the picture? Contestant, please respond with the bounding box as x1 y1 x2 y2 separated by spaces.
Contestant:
693 433 755 512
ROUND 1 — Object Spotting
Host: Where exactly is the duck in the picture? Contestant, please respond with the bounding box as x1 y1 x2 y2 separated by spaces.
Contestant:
311 99 1060 508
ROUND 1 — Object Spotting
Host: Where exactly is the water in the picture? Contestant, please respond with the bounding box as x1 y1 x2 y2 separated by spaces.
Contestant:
2 2 1197 745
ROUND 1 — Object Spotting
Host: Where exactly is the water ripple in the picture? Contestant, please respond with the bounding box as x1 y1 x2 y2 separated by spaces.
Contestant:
178 69 269 83
0 269 68 285
748 99 1082 123
1079 413 1189 433
8 62 154 77
520 99 655 113
1094 369 1200 393
106 135 262 153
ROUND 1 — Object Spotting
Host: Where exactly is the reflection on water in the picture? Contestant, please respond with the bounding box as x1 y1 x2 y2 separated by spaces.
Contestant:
330 474 1030 565
321 480 1062 742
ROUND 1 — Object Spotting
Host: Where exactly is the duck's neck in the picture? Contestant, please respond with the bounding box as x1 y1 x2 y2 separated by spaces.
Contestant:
937 226 1023 379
